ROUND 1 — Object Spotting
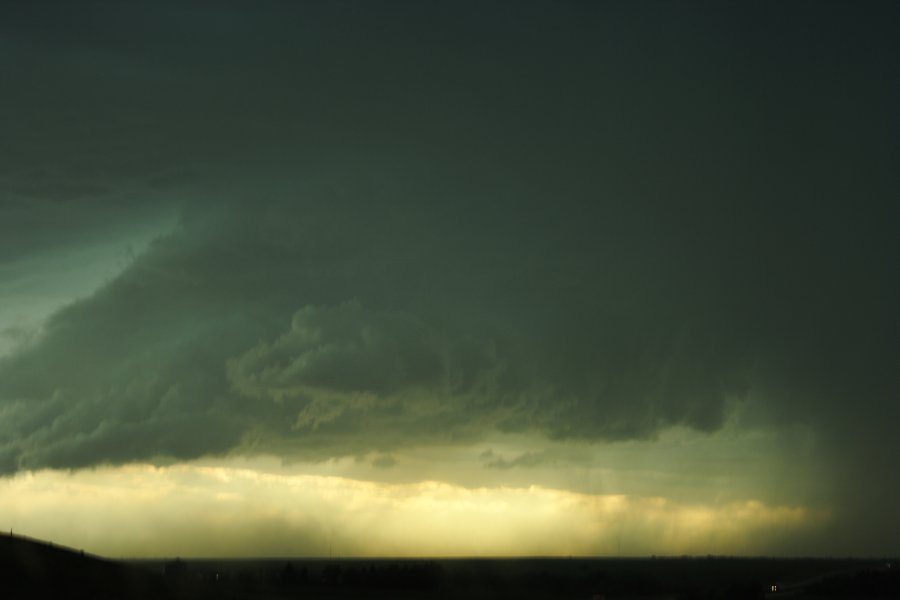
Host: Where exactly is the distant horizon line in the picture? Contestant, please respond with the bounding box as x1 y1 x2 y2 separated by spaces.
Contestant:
6 530 895 563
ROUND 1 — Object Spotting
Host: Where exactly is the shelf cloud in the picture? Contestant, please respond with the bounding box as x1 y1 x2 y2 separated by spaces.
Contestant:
1 0 898 556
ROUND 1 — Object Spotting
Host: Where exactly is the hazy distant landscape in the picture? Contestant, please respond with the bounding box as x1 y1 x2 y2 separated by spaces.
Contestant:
2 0 899 589
4 532 897 600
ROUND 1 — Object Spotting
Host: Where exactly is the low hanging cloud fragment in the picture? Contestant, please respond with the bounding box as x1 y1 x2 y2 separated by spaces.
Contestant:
229 301 453 400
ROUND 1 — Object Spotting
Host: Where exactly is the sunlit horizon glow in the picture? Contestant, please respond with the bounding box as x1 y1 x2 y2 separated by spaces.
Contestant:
1 461 827 559
2 1 897 560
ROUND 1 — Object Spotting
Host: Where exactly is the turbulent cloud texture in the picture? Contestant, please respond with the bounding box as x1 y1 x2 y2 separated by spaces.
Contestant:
1 0 899 553
1 185 896 483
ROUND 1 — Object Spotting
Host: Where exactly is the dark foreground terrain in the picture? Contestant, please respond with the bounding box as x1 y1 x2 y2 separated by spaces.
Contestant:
1 532 170 599
3 533 897 599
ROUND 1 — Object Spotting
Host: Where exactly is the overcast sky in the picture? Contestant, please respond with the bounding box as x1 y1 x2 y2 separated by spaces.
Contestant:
1 0 898 557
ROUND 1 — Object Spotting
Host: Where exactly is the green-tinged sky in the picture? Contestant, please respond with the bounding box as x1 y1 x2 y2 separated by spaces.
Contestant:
1 1 898 558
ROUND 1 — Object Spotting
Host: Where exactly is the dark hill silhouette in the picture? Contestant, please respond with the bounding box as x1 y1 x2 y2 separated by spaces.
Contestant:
0 532 170 600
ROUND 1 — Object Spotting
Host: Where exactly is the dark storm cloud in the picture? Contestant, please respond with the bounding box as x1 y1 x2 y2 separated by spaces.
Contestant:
2 168 895 475
1 0 899 550
229 301 450 398
0 191 750 470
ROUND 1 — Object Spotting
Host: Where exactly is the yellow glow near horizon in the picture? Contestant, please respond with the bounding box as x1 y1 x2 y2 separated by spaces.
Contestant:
0 462 828 558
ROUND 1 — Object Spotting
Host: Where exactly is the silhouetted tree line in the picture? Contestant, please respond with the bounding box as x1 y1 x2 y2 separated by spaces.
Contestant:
807 568 900 598
163 558 187 580
494 565 762 600
675 581 763 600
276 561 309 586
319 561 443 590
154 556 891 600
167 560 444 594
